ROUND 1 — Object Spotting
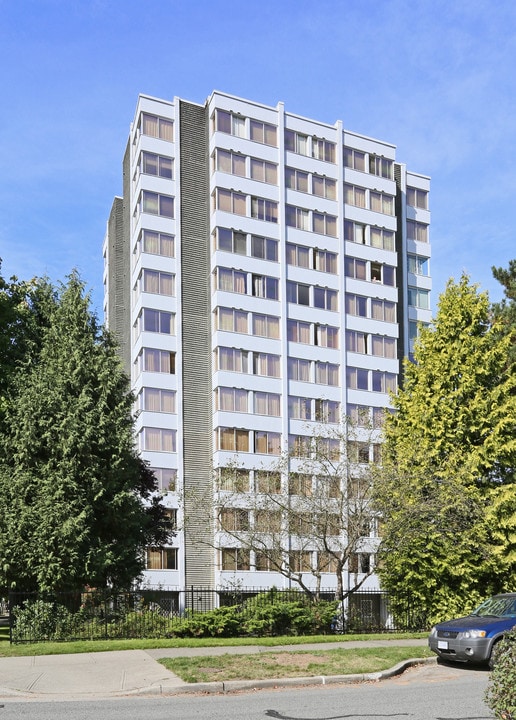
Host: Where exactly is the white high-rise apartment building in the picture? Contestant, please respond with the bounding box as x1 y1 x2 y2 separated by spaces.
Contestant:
103 91 431 598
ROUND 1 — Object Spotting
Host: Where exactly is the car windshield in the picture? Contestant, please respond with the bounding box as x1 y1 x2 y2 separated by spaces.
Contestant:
471 596 516 618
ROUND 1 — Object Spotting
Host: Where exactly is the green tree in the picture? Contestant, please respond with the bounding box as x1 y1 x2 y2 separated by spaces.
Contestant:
0 271 169 592
374 275 516 623
492 259 516 364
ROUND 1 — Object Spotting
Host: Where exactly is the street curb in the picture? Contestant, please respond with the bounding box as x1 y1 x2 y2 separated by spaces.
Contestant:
134 656 437 696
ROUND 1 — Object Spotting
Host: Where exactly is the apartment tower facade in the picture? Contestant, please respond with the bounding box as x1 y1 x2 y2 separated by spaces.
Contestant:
103 91 431 596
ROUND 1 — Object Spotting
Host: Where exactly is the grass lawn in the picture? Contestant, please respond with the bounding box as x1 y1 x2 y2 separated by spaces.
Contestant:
158 645 434 683
0 630 427 658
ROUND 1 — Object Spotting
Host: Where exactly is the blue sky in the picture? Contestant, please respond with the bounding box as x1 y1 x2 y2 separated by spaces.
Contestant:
1 0 514 316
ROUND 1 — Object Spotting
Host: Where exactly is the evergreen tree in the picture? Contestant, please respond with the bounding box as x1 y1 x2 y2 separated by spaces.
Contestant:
374 275 516 623
0 272 169 592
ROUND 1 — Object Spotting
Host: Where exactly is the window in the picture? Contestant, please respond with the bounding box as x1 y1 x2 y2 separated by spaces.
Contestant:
344 220 365 245
151 467 177 493
256 471 281 494
218 267 247 294
140 388 176 413
286 242 310 268
216 188 246 216
252 313 280 339
218 467 249 492
318 552 339 573
312 137 336 163
253 352 280 378
313 211 337 237
142 269 175 296
346 293 368 317
286 204 310 230
288 319 311 344
347 366 369 391
254 391 281 416
217 387 248 413
344 184 366 208
221 548 250 571
251 235 278 261
146 547 177 570
372 371 397 394
218 347 248 373
345 257 367 281
288 396 312 420
347 404 371 427
373 407 386 428
250 119 277 146
289 551 312 572
251 197 278 223
140 113 173 141
370 227 395 251
408 254 429 276
313 286 338 311
140 349 175 374
369 155 393 179
408 287 430 309
371 298 396 323
140 151 173 179
371 335 397 359
250 158 277 184
141 191 174 218
315 324 339 348
289 434 311 458
289 472 312 496
252 274 279 300
285 167 309 193
215 109 245 138
371 262 396 286
285 129 308 155
344 147 366 171
255 511 282 533
254 431 281 455
315 399 340 423
139 308 174 335
216 227 247 255
287 281 310 306
288 357 311 382
220 509 249 532
218 427 249 452
348 441 371 464
141 428 176 453
346 330 367 354
315 361 339 386
314 249 337 273
217 307 248 333
407 187 428 209
370 191 394 216
140 230 175 257
349 553 371 574
312 175 336 199
255 551 282 570
216 149 246 177
407 220 429 243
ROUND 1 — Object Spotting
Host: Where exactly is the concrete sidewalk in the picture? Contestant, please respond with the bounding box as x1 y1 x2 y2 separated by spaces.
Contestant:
0 639 431 702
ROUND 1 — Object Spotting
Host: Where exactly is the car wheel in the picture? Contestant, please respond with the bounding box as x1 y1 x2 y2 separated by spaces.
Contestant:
488 640 502 670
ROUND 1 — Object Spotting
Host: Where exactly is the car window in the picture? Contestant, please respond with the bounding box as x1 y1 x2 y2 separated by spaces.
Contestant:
472 596 516 617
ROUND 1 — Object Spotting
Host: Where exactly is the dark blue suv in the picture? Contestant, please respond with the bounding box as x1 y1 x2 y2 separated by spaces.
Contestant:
428 593 516 666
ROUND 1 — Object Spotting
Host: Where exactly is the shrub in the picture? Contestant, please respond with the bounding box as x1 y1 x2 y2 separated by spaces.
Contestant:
485 629 516 719
11 599 75 642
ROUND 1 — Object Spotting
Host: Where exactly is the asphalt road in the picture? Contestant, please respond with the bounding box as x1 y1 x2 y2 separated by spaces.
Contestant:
0 661 492 720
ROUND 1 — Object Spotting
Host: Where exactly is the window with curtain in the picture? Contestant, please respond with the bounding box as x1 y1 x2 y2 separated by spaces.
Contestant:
254 391 281 416
288 319 311 344
288 357 311 382
252 313 279 339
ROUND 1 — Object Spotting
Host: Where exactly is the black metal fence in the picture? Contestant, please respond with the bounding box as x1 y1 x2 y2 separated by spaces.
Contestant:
7 587 427 644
